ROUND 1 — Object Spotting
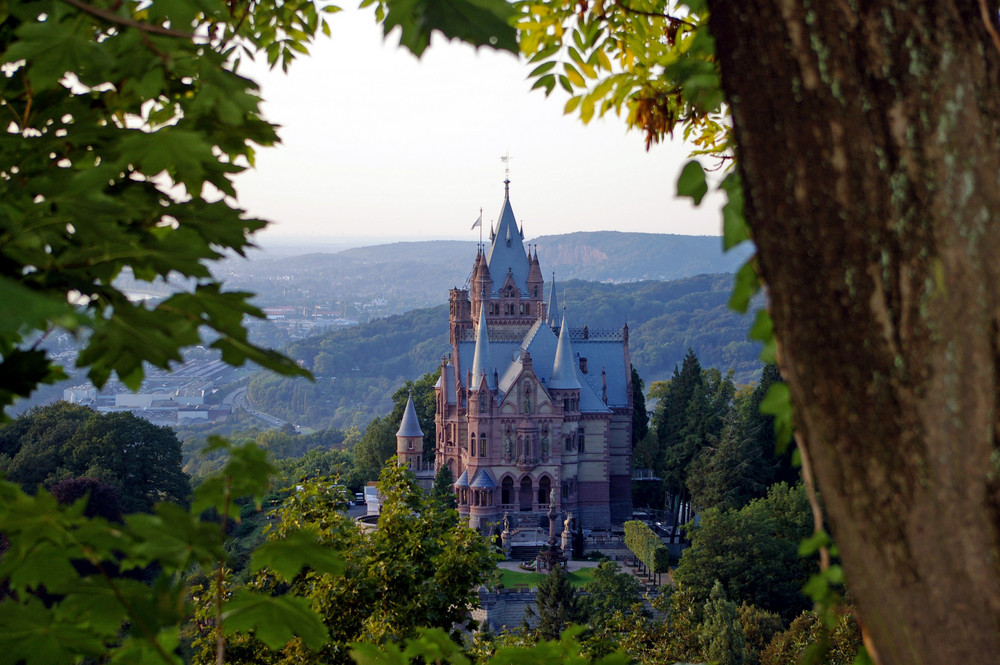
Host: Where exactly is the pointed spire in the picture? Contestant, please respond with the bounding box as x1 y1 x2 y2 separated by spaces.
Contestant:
486 178 530 293
397 390 424 437
546 271 560 328
471 300 493 391
549 312 580 390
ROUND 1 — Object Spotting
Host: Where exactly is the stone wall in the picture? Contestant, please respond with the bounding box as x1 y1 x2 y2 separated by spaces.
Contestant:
474 588 538 633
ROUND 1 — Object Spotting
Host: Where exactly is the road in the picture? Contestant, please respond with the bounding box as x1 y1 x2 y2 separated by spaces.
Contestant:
224 386 294 429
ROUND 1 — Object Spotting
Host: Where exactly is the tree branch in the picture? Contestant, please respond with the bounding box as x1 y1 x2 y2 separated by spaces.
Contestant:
614 0 695 28
60 0 197 39
978 0 1000 57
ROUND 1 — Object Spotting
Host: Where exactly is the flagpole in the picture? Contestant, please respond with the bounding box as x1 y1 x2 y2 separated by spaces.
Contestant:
479 207 483 247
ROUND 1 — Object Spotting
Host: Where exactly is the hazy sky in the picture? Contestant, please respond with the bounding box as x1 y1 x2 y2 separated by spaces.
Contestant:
235 7 723 245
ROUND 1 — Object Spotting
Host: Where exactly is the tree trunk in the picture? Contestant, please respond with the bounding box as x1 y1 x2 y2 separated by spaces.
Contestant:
707 2 1000 663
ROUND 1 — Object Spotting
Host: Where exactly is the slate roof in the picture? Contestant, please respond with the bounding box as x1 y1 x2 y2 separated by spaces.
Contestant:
470 468 498 489
485 181 530 297
396 392 424 437
470 302 495 391
454 469 470 487
548 313 581 390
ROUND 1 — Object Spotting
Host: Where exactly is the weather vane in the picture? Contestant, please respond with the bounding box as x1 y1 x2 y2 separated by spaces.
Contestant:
501 152 512 181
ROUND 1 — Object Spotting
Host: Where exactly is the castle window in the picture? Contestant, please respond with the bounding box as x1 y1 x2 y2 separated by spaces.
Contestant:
479 393 487 412
479 434 487 457
537 476 551 505
501 477 513 505
407 440 413 450
470 433 475 450
579 432 586 453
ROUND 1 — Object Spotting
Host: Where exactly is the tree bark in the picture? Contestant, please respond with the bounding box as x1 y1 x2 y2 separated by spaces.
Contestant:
707 2 1000 663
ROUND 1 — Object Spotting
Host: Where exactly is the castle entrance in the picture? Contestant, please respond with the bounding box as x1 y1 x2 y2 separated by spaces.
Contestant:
519 477 533 511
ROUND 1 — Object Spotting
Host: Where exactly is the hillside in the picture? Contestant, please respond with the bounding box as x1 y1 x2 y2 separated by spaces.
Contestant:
245 274 762 431
212 232 753 317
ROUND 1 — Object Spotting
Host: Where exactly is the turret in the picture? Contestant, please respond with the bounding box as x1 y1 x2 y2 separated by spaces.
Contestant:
471 301 494 391
527 245 544 302
396 391 425 471
546 272 560 328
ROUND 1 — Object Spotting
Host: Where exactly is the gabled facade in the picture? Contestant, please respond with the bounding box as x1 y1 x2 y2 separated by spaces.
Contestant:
427 180 633 532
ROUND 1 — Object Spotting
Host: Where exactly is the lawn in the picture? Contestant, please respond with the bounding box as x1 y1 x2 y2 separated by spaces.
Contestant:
498 566 595 589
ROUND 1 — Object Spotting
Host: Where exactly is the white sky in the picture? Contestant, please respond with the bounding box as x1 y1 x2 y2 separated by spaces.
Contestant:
234 7 723 245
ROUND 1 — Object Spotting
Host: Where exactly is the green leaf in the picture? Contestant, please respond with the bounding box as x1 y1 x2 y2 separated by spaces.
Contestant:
528 60 556 77
719 171 748 250
250 527 345 580
223 590 330 651
382 0 517 58
728 259 760 313
798 530 831 556
676 160 708 205
0 349 65 407
749 308 777 363
351 641 408 665
401 627 470 665
760 382 795 453
0 276 81 340
0 599 106 665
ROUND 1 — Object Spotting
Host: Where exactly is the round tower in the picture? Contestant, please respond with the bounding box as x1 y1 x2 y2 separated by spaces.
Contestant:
396 390 425 472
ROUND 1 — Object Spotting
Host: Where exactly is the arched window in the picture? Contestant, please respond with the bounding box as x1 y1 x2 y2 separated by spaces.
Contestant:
538 476 551 505
479 433 487 457
501 477 514 505
470 433 475 450
519 477 533 511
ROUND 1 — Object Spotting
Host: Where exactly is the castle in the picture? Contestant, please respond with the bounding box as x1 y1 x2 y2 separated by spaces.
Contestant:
397 179 634 534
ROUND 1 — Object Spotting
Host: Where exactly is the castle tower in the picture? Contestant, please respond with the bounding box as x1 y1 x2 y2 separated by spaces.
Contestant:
434 178 633 534
397 390 433 490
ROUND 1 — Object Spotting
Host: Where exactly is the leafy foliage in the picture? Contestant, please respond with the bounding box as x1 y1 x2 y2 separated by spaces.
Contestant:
759 607 863 665
365 0 517 57
194 464 499 665
580 561 645 626
0 402 190 512
517 0 725 155
674 483 813 621
0 440 333 665
700 581 746 665
623 520 669 580
526 566 585 641
0 0 339 412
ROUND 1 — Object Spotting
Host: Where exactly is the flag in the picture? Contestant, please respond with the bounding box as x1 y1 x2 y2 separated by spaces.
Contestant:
471 212 482 230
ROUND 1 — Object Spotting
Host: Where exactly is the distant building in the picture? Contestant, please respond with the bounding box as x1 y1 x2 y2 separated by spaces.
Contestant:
401 179 633 534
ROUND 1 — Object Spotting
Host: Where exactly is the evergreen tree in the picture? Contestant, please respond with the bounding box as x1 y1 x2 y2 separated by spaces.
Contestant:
738 603 785 665
431 464 458 512
700 581 747 665
739 363 798 486
527 566 584 641
687 406 771 513
631 365 649 446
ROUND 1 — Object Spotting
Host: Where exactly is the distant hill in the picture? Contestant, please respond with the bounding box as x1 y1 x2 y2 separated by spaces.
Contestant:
245 274 762 432
215 232 753 316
